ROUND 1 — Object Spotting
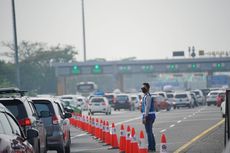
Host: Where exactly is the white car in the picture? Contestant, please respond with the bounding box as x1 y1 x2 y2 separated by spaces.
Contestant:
206 90 225 106
60 95 82 106
192 89 206 105
88 96 111 115
173 92 194 109
76 96 88 110
221 101 226 118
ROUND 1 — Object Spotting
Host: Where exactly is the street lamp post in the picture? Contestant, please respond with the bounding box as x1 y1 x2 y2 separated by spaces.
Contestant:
11 0 20 88
81 0 87 62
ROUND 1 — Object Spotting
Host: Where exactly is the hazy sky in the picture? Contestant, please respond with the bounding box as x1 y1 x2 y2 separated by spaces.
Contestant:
0 0 230 61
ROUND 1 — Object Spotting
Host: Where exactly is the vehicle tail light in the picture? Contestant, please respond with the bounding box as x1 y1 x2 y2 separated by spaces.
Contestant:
52 115 59 125
18 118 31 126
102 102 106 105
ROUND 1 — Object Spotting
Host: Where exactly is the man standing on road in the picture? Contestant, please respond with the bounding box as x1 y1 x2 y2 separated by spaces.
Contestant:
141 82 156 152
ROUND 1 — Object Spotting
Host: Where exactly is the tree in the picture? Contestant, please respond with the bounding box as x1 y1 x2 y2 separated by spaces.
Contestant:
1 41 78 94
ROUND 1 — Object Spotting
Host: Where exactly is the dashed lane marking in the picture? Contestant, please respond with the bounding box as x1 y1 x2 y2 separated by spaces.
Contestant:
160 129 166 133
170 124 175 128
177 120 182 123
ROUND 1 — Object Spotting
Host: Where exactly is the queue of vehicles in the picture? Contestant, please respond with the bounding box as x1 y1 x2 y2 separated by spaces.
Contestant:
0 86 226 152
0 88 72 153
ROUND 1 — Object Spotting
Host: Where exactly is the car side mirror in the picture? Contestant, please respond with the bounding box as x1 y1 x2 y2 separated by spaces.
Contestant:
26 129 39 139
64 112 72 118
40 111 50 118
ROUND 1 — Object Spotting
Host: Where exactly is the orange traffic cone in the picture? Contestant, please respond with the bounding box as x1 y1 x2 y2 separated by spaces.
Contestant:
138 130 148 153
102 120 106 143
125 125 131 153
119 124 126 153
105 121 111 145
109 123 119 149
160 133 167 153
130 128 138 153
95 118 99 138
99 119 103 141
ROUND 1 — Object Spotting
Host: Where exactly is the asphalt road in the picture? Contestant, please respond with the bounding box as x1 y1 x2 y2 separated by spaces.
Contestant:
48 105 223 153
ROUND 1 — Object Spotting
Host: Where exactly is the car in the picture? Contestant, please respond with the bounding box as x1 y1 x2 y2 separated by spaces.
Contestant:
0 103 39 153
206 90 225 106
60 94 82 107
173 92 194 109
192 89 206 105
77 96 88 110
130 94 138 110
216 92 225 107
114 94 135 111
104 93 117 108
0 88 47 153
88 96 111 115
60 98 80 114
221 100 226 118
151 94 171 111
190 92 199 107
31 97 72 153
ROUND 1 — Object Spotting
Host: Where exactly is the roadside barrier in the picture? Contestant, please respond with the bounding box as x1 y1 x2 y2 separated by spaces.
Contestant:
160 133 168 153
130 127 138 153
138 130 148 153
119 124 126 153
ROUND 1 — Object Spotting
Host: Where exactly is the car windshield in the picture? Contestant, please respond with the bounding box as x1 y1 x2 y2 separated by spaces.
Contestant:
91 98 104 103
175 94 187 98
167 94 174 98
117 96 128 101
210 92 219 96
0 100 27 120
194 91 200 96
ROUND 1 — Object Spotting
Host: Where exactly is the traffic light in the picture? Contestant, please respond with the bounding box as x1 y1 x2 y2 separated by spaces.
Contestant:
72 65 80 74
92 64 102 73
169 64 175 70
119 66 131 72
191 63 197 69
216 63 222 68
142 65 154 72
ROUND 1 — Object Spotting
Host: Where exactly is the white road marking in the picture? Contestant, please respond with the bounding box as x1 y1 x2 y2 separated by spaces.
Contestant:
160 129 166 133
184 117 187 120
188 115 192 118
177 120 182 123
71 133 88 139
170 124 175 128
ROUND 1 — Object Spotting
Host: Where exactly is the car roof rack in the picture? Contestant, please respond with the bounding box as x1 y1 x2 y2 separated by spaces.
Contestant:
0 87 27 97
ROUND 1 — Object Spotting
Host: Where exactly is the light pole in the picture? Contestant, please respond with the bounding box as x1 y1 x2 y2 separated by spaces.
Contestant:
11 0 20 88
81 0 87 62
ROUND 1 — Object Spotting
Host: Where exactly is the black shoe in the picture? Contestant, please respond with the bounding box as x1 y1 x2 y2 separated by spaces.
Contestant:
148 149 155 152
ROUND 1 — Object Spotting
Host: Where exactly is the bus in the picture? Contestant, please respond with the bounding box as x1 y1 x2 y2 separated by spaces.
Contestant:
76 82 98 97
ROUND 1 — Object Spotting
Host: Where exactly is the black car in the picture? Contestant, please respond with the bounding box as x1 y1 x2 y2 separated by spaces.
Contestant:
114 94 134 111
0 103 38 153
0 88 47 153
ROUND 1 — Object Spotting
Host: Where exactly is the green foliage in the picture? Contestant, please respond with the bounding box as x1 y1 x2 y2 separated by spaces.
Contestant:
1 41 78 94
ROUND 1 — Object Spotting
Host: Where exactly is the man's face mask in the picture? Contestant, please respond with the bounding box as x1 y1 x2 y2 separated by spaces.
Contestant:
141 87 147 93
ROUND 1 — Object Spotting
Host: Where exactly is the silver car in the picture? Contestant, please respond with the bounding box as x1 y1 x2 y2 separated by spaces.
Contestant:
173 92 194 109
88 96 111 115
31 97 72 153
